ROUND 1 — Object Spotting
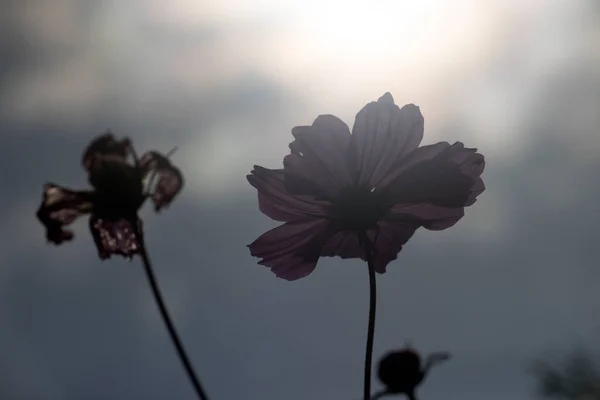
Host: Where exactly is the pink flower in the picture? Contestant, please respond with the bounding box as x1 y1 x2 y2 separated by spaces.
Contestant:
36 132 183 260
247 93 485 280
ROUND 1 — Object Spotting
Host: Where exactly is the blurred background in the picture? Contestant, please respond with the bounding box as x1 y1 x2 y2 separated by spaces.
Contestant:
1 0 600 399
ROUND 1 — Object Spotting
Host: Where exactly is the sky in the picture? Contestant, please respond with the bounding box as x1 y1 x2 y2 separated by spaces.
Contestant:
1 0 600 399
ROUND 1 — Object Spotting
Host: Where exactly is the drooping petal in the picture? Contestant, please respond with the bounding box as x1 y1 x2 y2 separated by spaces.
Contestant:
321 230 366 261
443 142 487 204
387 203 465 231
248 218 333 280
381 142 486 208
320 220 418 273
36 183 94 244
283 114 353 199
247 166 331 222
370 219 420 273
89 215 142 260
348 93 424 188
467 176 485 206
460 152 486 206
139 151 184 211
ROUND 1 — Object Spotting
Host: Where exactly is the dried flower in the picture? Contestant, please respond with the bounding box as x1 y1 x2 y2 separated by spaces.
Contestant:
36 132 183 259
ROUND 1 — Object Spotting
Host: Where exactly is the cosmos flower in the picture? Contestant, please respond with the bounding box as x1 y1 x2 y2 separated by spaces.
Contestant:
35 132 210 400
375 346 451 400
247 92 485 280
36 132 183 259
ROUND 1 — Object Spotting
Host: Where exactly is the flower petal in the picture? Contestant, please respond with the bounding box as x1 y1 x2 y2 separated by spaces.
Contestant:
89 215 142 260
387 203 465 231
349 93 424 188
370 219 420 273
320 220 418 273
36 183 94 245
459 152 486 206
283 114 353 199
375 142 450 192
248 218 332 280
247 166 331 222
321 230 366 261
467 177 485 206
381 142 486 208
140 151 184 212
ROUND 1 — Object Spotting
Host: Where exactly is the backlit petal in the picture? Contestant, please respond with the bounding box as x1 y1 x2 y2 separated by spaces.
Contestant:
370 219 420 273
382 142 485 208
375 142 450 192
349 93 424 187
247 166 331 222
461 153 486 205
467 177 485 206
283 114 353 199
36 183 94 244
248 218 332 280
89 215 142 260
387 203 465 231
321 220 418 273
140 151 184 211
321 230 366 261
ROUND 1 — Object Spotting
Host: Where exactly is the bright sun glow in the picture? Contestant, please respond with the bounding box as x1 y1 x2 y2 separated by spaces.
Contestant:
155 0 508 195
294 0 448 58
286 0 496 73
158 0 503 90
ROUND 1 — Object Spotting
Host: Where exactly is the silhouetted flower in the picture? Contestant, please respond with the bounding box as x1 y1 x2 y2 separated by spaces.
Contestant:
36 132 183 259
247 92 485 280
375 346 451 400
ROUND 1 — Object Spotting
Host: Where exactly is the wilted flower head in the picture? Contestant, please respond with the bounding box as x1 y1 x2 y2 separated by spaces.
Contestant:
247 93 485 280
376 345 451 400
36 132 183 259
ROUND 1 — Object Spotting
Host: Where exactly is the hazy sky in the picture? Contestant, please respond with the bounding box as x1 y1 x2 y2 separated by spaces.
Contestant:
1 0 600 399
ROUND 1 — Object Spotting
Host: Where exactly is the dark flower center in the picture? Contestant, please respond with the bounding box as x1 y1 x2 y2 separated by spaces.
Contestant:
91 161 147 219
330 185 387 231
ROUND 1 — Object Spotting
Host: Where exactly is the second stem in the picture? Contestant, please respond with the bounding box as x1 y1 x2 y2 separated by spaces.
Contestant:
363 237 377 400
138 230 210 400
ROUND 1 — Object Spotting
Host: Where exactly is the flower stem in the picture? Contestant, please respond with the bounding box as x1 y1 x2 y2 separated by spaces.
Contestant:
363 235 377 400
138 233 210 400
